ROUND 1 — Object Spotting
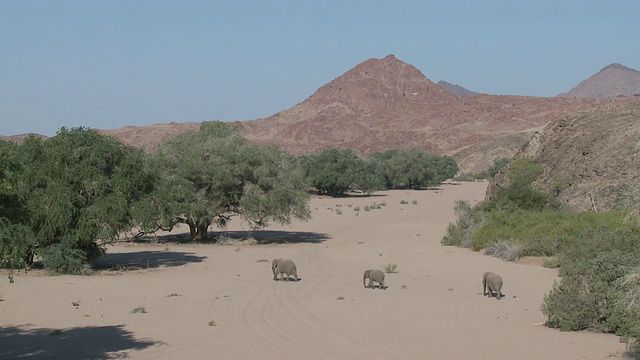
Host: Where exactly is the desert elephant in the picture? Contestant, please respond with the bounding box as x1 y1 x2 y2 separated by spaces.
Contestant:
363 269 386 289
483 272 503 300
272 258 298 282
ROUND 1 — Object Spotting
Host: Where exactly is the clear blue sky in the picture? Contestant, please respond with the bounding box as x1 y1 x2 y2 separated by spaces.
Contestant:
2 1 639 136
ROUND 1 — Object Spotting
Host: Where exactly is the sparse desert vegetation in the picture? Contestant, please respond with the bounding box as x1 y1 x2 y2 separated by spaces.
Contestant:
130 306 147 314
0 183 630 359
384 262 398 273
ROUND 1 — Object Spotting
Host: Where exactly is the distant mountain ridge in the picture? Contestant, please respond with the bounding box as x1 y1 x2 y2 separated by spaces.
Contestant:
232 55 611 172
437 81 478 97
3 55 638 174
557 63 640 98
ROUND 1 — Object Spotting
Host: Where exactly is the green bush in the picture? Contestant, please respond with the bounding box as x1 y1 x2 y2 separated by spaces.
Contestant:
40 239 91 275
470 210 633 255
0 219 36 269
384 262 398 273
479 157 560 212
542 226 640 335
441 200 484 247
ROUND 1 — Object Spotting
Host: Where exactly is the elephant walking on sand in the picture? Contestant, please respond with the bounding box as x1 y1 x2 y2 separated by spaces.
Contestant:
272 258 298 281
363 269 386 289
483 272 503 300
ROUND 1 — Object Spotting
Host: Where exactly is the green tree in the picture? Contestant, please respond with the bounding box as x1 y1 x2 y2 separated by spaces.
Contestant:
302 148 363 196
141 121 310 241
368 149 458 189
351 157 385 195
0 140 36 268
12 128 154 273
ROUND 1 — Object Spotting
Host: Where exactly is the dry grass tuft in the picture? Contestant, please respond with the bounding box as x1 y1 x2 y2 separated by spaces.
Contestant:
484 240 522 262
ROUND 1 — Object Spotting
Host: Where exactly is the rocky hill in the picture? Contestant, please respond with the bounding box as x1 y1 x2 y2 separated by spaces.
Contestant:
558 63 640 98
487 100 640 212
4 55 636 174
233 55 608 172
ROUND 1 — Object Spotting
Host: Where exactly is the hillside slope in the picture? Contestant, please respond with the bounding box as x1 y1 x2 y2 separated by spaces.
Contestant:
233 55 607 172
487 101 640 212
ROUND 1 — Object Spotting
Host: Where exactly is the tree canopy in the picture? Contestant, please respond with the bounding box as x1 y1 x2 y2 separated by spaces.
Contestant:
1 128 154 273
138 121 311 241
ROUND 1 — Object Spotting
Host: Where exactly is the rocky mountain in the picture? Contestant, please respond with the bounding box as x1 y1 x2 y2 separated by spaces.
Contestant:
557 63 640 98
233 55 609 173
4 55 636 174
487 100 640 212
437 81 478 97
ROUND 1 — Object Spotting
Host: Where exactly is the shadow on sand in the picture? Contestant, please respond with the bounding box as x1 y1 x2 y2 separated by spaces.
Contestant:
129 230 331 246
93 250 206 270
0 324 161 359
216 230 330 245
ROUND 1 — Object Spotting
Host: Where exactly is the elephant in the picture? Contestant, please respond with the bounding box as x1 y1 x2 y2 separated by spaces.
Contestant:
483 272 503 300
363 269 386 289
272 258 298 282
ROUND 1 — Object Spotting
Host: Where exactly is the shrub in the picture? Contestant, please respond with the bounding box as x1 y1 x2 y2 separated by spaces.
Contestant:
384 262 397 273
40 240 91 275
130 306 147 314
478 157 560 212
441 200 484 247
542 226 640 334
0 219 36 269
470 210 632 255
483 240 522 261
542 257 560 268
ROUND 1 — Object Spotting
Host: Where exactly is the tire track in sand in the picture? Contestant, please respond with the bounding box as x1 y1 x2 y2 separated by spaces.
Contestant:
242 246 395 359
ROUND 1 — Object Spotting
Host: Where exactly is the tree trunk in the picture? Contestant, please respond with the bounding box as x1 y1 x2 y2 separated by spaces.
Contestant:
187 219 211 241
195 222 209 241
187 221 197 240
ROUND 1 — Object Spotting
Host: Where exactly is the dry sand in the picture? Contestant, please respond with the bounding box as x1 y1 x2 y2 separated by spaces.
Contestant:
0 182 629 359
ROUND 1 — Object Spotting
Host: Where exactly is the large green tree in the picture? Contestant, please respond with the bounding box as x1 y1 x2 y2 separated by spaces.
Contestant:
140 122 311 241
11 128 154 273
369 149 458 189
0 140 36 269
300 148 363 196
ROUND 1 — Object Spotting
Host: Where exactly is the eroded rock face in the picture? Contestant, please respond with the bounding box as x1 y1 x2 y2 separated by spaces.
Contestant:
487 101 640 212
